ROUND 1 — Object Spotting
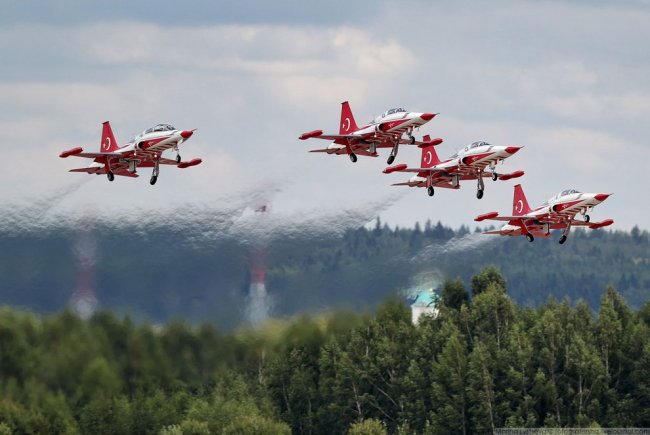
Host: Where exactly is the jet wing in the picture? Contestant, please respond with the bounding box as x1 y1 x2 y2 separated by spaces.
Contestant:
309 143 378 157
69 167 103 174
483 228 522 235
67 152 123 159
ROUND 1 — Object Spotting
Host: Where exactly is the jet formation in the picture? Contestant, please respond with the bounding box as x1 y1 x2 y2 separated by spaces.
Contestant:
59 101 613 244
299 101 614 244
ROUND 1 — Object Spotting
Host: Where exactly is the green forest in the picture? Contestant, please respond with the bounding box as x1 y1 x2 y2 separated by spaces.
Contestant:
2 268 650 434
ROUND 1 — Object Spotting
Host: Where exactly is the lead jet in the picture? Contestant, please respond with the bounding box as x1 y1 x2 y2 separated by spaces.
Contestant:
60 122 202 185
299 101 440 164
383 139 524 199
475 184 613 244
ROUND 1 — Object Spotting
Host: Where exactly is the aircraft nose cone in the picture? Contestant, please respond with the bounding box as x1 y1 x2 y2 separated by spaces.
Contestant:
594 193 611 202
420 113 436 121
180 130 194 139
505 146 521 154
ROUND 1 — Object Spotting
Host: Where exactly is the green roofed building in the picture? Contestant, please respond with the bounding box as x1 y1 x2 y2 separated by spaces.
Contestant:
410 289 440 324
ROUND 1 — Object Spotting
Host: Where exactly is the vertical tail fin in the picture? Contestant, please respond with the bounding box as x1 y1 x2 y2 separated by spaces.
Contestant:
100 121 119 153
339 101 358 134
512 184 532 216
420 137 441 168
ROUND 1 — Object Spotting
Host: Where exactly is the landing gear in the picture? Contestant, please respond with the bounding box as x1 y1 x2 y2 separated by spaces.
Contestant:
349 153 357 163
107 171 114 182
526 233 534 242
559 223 572 245
585 214 590 223
427 186 435 197
387 143 399 164
409 135 416 145
492 172 498 181
476 173 485 199
150 160 160 186
176 154 181 163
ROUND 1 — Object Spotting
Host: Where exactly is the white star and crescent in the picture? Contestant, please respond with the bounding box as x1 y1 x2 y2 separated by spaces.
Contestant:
424 150 433 165
516 199 524 214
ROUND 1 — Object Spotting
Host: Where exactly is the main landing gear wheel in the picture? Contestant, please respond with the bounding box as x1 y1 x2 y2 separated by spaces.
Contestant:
349 153 357 163
427 186 435 197
409 135 416 145
150 175 158 185
387 155 395 165
585 215 590 223
107 172 114 182
176 154 181 163
476 189 484 199
526 233 534 242
559 235 567 244
492 173 498 181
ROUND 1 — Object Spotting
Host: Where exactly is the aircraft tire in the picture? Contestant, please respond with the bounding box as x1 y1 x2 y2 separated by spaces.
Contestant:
349 153 357 163
492 173 498 181
476 189 484 199
585 215 590 223
526 233 534 242
559 235 567 244
107 172 114 182
409 136 416 145
427 186 434 197
150 175 157 185
176 154 181 163
387 155 395 165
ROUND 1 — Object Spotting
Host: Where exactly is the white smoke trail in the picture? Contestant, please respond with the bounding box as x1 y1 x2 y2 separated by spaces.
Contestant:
411 232 501 263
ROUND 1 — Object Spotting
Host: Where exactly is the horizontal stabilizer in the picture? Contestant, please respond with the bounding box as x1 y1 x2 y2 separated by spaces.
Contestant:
475 211 499 222
177 158 202 169
417 135 444 148
589 219 614 229
299 130 323 140
499 170 525 181
60 147 83 158
383 164 408 174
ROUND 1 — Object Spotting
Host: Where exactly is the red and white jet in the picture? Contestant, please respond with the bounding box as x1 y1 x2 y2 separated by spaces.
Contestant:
475 184 613 244
59 122 202 185
383 140 524 199
299 101 440 164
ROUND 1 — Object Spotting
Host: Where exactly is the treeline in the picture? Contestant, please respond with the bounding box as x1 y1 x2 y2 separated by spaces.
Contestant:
1 268 650 433
0 219 648 327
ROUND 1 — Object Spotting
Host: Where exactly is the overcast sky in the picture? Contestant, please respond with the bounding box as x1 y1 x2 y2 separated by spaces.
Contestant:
1 0 648 231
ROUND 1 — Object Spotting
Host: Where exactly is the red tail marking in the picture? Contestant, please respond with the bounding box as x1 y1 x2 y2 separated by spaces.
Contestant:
512 184 532 216
420 144 440 168
100 121 120 153
339 101 358 134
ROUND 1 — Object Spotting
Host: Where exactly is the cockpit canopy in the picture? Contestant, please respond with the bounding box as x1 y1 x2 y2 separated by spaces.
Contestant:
543 188 581 205
143 124 176 135
380 108 408 118
559 189 580 197
470 141 490 149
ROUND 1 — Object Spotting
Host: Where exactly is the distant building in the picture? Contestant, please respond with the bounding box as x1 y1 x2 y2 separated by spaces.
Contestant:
410 289 439 324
